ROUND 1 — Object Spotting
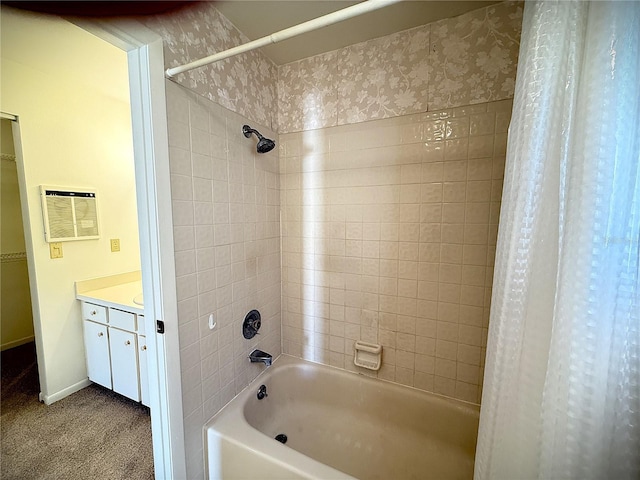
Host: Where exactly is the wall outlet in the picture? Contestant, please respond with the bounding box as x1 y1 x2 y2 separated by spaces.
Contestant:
49 242 63 259
110 238 121 252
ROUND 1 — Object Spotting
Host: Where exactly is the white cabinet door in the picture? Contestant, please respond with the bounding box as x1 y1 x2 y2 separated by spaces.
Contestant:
108 327 140 401
83 320 112 389
138 335 150 407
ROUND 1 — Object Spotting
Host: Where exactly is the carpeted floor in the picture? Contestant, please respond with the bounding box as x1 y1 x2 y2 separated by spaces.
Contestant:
1 342 154 480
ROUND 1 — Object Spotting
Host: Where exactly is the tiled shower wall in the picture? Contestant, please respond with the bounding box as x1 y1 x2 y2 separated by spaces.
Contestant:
153 2 521 474
166 81 281 478
280 99 511 404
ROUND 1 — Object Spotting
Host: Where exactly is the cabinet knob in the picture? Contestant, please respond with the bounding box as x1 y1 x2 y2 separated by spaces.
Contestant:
91 310 97 315
141 345 147 351
125 340 131 346
98 332 104 337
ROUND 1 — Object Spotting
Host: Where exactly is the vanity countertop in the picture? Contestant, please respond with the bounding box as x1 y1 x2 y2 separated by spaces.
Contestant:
75 271 143 314
77 281 143 314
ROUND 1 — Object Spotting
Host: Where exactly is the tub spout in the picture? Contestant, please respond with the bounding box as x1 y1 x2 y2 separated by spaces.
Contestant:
249 349 272 366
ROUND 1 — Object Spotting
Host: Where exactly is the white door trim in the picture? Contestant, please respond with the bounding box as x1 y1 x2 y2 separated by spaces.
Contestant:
72 19 186 479
6 116 51 404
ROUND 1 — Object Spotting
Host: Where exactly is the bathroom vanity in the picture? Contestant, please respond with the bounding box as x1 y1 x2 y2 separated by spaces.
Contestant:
75 272 149 406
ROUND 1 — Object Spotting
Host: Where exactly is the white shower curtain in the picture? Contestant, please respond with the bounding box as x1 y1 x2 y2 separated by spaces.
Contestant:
475 1 639 479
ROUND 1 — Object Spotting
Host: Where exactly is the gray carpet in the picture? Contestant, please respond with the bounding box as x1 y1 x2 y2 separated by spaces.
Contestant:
1 342 154 480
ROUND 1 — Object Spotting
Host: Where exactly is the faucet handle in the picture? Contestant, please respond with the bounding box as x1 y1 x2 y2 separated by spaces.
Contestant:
243 310 262 339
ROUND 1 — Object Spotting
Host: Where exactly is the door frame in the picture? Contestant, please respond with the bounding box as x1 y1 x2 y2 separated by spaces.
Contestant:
68 19 186 478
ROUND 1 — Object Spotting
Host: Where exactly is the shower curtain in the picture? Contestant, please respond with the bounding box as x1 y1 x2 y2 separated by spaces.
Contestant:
475 1 639 479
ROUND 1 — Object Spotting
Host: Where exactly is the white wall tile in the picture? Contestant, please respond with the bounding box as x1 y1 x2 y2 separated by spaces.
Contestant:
280 99 510 404
167 82 281 477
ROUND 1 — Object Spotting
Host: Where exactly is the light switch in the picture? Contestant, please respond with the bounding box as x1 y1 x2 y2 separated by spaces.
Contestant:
50 242 63 259
110 238 121 252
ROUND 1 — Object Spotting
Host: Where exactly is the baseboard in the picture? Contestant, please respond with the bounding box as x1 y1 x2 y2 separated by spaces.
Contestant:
40 378 91 405
1 335 35 351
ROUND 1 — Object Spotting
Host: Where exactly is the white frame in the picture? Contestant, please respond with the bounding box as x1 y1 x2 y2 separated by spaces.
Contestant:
40 185 100 242
8 117 52 402
6 17 185 478
67 19 186 478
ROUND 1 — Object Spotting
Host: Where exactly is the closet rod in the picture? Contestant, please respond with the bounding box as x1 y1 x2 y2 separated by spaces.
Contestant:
165 0 402 78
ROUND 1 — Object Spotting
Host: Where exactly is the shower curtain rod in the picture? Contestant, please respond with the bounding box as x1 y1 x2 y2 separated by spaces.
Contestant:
165 0 402 78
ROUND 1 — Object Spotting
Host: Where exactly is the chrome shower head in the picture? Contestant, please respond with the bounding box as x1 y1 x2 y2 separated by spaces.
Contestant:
242 125 275 154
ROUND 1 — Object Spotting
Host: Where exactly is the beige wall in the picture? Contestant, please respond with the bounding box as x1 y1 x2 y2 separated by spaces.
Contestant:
0 8 140 400
1 119 34 349
165 81 281 479
280 99 511 404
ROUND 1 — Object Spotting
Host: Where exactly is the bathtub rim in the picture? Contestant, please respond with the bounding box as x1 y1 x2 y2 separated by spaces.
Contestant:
205 355 355 479
204 354 480 479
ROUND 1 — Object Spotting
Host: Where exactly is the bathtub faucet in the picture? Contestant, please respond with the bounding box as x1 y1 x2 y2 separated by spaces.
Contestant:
249 349 272 366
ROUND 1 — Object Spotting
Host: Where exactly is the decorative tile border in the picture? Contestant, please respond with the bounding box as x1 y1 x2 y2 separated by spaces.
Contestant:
336 25 431 125
277 1 522 133
428 1 523 110
142 3 278 131
277 51 338 132
144 1 522 136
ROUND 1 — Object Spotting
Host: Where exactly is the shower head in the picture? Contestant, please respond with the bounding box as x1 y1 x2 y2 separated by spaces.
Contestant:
242 125 276 154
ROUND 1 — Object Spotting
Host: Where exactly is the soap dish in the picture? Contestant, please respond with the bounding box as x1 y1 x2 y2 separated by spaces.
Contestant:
353 341 383 371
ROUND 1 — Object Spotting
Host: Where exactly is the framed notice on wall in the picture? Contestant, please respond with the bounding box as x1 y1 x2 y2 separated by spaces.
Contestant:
40 186 100 242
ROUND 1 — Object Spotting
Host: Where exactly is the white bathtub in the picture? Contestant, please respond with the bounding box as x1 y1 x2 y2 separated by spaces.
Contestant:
205 355 479 479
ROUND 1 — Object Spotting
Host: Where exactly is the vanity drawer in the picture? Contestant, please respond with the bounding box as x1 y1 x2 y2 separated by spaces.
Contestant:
82 302 107 324
109 308 136 331
137 314 146 336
